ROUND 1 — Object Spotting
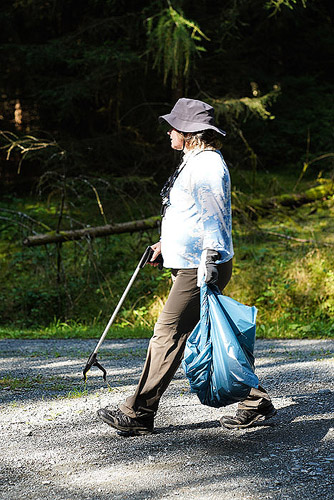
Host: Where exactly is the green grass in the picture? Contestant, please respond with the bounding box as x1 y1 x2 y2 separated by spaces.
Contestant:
257 320 334 340
1 170 334 340
65 387 88 399
0 374 44 390
0 324 152 339
0 374 102 400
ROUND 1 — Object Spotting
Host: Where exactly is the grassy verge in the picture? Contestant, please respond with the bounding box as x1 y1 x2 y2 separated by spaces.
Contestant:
1 171 334 340
0 324 152 340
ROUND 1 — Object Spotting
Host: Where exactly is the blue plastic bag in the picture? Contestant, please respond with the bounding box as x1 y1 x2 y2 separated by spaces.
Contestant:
182 284 259 408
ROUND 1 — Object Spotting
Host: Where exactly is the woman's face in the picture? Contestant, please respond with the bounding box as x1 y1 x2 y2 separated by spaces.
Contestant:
168 128 184 150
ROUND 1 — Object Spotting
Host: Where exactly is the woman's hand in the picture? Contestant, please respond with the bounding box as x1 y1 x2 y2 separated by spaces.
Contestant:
149 241 162 267
197 249 220 286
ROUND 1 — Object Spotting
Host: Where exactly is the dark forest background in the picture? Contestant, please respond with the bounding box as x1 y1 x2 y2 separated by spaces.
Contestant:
0 0 333 337
1 0 333 185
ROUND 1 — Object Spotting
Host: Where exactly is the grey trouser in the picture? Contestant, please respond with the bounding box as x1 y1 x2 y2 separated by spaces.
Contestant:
120 260 271 419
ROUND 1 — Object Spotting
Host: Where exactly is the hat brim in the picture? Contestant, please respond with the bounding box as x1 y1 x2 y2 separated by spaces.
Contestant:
159 114 226 136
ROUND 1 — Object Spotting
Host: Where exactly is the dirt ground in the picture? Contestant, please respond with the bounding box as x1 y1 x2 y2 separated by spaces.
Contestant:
1 338 333 500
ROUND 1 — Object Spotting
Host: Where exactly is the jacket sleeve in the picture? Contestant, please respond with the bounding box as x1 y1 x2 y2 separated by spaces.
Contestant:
190 153 234 263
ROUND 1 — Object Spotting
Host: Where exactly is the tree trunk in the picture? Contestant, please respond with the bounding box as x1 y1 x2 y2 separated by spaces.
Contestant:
246 180 334 213
23 216 161 247
22 181 334 247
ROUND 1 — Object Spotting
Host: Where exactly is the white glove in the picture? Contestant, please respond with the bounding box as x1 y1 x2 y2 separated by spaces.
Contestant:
197 249 220 287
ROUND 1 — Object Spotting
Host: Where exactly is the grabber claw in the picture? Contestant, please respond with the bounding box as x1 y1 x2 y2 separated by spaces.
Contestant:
83 352 107 382
82 246 157 384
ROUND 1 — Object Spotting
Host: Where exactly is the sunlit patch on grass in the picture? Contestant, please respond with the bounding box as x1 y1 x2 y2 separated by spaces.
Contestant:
1 181 334 340
65 387 88 399
0 374 44 390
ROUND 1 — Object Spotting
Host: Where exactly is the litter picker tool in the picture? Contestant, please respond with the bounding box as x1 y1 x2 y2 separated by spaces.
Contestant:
83 245 159 382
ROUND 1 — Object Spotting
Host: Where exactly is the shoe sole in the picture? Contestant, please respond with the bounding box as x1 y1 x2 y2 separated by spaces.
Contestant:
220 408 277 429
98 412 153 435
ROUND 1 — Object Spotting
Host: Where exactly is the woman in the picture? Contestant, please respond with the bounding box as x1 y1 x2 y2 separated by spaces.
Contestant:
98 98 276 434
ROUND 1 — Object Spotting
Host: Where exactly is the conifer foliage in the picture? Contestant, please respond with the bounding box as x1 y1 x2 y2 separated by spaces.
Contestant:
0 0 332 180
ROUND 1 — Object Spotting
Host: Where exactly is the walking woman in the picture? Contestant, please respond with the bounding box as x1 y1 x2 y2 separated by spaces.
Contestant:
97 98 276 434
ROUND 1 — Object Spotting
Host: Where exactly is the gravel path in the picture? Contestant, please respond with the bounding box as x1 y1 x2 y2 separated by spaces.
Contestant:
1 338 333 500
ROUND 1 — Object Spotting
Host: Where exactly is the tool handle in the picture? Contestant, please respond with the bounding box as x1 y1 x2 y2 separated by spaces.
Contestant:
151 253 163 270
141 245 164 270
93 246 154 354
139 246 154 268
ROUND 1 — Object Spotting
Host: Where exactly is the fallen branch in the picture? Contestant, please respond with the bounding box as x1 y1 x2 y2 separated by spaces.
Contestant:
258 229 334 247
22 180 334 247
23 216 161 247
248 179 334 212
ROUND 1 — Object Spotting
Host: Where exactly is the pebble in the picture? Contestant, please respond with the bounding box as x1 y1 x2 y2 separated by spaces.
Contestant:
1 337 334 500
317 389 332 395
